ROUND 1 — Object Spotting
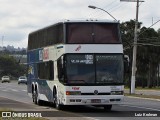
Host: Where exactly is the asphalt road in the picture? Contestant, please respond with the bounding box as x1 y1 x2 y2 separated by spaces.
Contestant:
0 81 160 120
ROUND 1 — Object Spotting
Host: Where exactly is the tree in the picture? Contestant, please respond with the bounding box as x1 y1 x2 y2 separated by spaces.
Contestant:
0 54 26 79
120 20 160 88
158 28 160 36
138 27 159 88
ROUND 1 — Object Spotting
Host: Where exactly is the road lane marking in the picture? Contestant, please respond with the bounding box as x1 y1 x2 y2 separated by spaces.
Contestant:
120 104 160 111
85 117 100 120
2 90 8 91
11 89 18 92
0 102 18 104
1 88 27 92
0 86 6 88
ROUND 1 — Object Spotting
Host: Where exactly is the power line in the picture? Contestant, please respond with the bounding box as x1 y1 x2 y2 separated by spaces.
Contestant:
138 19 160 36
109 3 125 13
136 43 160 46
103 0 118 9
138 37 160 41
88 5 118 21
88 0 121 18
124 42 160 50
96 2 126 18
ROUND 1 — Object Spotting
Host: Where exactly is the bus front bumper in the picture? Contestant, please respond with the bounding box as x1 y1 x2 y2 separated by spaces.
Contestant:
63 95 124 105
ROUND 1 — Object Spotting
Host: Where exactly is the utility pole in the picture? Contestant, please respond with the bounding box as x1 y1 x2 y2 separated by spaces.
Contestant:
2 36 4 50
131 0 139 94
120 0 144 94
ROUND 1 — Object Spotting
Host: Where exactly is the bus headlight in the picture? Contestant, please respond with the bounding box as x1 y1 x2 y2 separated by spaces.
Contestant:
111 91 123 95
66 91 81 95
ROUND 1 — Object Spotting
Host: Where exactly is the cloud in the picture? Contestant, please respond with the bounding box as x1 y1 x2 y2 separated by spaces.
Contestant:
0 0 159 48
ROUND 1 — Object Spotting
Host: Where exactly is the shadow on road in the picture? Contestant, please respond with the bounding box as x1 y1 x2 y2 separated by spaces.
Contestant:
0 97 36 110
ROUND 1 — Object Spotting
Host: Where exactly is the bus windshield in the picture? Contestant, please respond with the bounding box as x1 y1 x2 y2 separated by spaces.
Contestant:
66 54 123 84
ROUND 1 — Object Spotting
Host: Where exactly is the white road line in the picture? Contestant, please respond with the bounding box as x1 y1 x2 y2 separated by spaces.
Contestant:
85 117 100 120
0 86 6 88
120 104 160 111
1 88 27 92
11 89 18 92
22 90 27 92
1 89 8 91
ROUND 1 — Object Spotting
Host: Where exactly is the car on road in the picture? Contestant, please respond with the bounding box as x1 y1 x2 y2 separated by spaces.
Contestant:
1 76 10 83
18 76 27 84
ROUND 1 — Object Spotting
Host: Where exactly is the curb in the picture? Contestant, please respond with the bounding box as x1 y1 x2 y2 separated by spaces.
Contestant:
126 96 160 102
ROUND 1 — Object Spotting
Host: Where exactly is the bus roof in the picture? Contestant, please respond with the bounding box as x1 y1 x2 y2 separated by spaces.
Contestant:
62 19 119 23
29 19 119 35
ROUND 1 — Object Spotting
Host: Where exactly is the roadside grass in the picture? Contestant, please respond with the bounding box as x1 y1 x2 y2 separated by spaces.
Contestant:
125 93 160 100
0 108 48 120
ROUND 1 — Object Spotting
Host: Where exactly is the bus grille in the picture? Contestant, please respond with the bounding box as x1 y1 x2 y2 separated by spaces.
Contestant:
81 93 111 95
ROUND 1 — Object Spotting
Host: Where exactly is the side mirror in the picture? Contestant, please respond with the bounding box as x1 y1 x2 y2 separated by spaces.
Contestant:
124 55 129 73
61 56 64 68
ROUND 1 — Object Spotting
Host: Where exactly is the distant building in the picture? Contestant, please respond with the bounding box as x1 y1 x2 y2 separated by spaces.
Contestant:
0 45 26 52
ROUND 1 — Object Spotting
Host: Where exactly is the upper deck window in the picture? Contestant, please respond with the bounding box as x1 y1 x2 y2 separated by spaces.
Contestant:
28 23 63 50
66 23 121 44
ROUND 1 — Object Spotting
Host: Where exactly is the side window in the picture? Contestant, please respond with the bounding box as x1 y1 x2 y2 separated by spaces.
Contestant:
49 61 54 80
37 61 54 80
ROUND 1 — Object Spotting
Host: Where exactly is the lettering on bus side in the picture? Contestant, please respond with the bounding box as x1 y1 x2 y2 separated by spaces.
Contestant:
43 48 49 60
39 48 49 61
72 87 80 90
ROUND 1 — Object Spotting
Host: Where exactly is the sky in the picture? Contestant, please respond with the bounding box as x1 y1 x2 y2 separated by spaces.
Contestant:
0 0 159 48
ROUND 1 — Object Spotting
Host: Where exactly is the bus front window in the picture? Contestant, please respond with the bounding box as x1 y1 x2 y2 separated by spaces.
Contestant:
96 55 123 84
66 54 95 84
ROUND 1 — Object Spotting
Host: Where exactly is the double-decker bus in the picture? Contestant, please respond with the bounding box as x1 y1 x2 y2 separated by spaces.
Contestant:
27 20 125 111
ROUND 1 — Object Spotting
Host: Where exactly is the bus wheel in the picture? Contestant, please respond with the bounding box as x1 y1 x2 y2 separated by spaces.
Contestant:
103 105 112 111
33 90 43 105
32 90 38 104
55 94 62 110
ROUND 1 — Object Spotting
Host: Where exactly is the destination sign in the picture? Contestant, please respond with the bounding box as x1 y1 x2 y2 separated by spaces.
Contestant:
70 55 93 64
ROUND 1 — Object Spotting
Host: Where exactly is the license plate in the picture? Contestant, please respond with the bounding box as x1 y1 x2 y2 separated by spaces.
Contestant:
91 99 101 103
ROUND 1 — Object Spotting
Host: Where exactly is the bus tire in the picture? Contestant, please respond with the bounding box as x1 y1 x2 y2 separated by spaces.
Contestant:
55 94 62 110
33 89 43 105
32 90 38 104
52 88 56 108
103 105 112 111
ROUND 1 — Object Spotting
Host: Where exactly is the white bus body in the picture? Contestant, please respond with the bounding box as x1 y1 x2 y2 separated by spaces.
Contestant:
27 20 124 110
